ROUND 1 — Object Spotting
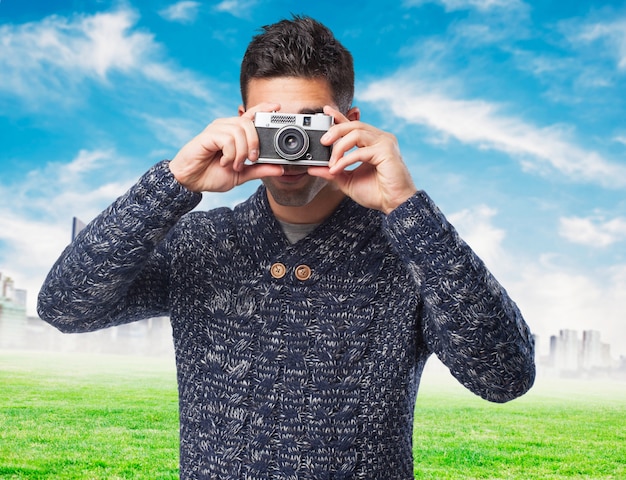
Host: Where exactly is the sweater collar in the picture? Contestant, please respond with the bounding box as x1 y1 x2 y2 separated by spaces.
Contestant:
234 186 383 283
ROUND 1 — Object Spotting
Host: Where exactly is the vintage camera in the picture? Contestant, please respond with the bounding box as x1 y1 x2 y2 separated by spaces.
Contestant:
254 112 333 166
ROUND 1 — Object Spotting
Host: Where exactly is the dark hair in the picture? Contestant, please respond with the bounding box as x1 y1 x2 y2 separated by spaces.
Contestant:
240 16 354 113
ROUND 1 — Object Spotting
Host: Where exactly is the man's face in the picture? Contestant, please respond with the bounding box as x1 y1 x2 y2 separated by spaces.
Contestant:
244 77 337 209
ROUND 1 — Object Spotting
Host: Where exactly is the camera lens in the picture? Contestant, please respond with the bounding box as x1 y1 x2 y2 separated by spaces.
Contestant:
274 125 309 161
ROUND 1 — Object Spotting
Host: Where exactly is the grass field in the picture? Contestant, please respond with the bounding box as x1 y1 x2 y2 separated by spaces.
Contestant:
1 351 624 479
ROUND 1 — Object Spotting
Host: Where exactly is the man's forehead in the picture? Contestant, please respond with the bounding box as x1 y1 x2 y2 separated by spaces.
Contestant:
246 77 335 107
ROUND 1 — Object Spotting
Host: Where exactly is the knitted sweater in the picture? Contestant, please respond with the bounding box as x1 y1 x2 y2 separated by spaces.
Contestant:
38 161 535 479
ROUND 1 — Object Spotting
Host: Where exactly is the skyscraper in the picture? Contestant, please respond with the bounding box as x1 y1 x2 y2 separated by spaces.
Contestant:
0 271 28 348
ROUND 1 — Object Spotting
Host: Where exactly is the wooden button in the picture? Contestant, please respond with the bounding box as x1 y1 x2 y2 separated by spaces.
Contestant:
270 263 286 279
295 265 312 281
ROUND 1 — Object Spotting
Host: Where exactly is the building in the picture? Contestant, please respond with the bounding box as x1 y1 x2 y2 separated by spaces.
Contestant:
546 328 614 377
0 270 174 356
0 272 28 349
581 330 604 370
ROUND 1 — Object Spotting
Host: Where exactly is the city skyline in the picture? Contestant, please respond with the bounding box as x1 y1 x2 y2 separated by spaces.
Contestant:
2 271 624 364
539 328 619 375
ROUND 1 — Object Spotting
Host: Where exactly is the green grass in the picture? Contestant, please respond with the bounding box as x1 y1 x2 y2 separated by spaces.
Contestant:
0 352 179 479
413 368 626 479
1 351 624 479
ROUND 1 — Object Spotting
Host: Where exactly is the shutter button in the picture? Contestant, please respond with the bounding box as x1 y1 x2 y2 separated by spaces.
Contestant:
270 263 286 279
295 265 312 281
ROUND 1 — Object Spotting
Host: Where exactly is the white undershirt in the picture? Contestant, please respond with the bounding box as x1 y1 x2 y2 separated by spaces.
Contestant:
277 220 320 244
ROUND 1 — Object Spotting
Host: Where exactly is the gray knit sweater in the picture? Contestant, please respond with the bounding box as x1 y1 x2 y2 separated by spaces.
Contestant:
38 160 535 479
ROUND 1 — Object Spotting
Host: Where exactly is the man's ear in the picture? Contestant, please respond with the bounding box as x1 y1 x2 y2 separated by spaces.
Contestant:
238 105 246 117
347 106 360 122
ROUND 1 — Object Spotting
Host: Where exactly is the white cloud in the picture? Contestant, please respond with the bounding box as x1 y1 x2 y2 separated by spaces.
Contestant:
404 0 525 12
141 115 203 151
390 155 626 357
0 149 138 315
359 76 626 188
0 8 215 107
443 204 626 357
213 0 258 19
509 262 626 357
0 9 152 82
559 216 626 247
55 149 110 181
0 211 72 318
11 150 133 221
0 214 69 268
159 1 201 24
448 205 507 272
575 18 626 70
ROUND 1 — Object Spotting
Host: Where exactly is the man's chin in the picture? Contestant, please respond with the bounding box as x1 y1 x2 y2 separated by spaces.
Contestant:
262 175 328 207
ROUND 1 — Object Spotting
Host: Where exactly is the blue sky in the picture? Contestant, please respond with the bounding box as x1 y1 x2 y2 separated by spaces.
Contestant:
1 0 625 357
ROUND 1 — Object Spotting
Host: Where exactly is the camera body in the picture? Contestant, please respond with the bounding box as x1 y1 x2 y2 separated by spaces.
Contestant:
254 112 333 166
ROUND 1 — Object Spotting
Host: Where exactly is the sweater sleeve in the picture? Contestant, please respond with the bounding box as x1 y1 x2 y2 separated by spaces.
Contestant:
37 161 202 333
382 191 535 403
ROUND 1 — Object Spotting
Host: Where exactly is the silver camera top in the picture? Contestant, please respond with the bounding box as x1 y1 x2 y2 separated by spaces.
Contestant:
253 112 334 130
253 112 334 166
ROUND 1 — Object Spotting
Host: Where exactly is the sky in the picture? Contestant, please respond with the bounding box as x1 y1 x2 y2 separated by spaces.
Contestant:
1 0 625 358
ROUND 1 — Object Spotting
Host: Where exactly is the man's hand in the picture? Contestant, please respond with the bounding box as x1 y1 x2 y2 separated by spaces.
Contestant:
169 103 284 193
307 106 417 215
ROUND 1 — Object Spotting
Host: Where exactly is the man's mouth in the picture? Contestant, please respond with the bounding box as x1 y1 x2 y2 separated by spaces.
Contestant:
279 166 308 182
282 166 308 175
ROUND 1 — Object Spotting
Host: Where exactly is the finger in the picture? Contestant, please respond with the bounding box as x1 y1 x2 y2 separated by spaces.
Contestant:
213 117 261 172
238 117 260 165
327 129 383 171
325 120 377 144
327 128 374 164
236 163 284 185
321 119 377 150
239 103 280 166
226 120 255 172
329 146 377 174
241 102 282 121
213 127 245 169
323 105 349 124
307 166 336 181
319 105 350 147
233 125 253 171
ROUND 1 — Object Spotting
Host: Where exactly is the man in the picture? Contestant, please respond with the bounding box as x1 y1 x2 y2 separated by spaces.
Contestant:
38 16 535 479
